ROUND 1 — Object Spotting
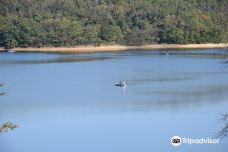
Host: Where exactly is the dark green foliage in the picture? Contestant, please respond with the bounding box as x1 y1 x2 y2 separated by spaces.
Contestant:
83 25 100 45
124 28 158 46
100 25 123 42
0 0 227 48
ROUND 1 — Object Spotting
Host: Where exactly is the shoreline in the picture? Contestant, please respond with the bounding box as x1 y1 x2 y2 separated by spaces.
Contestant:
0 43 227 53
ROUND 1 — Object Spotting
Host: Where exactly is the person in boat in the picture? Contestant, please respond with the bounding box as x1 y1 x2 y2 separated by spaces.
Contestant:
119 81 123 84
117 80 126 86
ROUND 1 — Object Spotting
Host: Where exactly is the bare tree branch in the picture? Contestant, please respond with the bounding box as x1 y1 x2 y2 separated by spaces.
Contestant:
0 122 19 133
217 113 228 138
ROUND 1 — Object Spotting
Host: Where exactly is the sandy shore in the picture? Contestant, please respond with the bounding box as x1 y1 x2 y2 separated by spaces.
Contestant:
0 43 227 53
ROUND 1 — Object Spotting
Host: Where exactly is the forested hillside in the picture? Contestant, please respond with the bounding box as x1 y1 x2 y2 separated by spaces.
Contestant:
0 0 227 48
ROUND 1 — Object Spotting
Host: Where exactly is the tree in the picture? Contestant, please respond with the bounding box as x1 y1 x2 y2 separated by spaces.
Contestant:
100 25 123 43
0 0 227 47
125 27 158 46
83 24 101 45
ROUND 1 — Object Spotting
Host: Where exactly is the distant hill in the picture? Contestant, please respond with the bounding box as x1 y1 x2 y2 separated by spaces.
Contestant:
0 0 227 48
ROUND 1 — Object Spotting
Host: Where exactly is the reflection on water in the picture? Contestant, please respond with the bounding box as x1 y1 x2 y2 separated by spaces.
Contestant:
130 74 195 83
0 49 228 152
0 56 113 65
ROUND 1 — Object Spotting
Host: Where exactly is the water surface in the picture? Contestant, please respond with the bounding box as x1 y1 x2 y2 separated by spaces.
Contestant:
0 49 228 152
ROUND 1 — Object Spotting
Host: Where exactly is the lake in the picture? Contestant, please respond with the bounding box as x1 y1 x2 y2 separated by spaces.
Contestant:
0 49 228 152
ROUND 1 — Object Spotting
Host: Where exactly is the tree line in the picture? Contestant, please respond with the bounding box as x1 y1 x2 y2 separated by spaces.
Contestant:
0 0 227 48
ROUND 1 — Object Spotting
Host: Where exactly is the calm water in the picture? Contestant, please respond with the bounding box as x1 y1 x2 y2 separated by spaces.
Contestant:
0 49 228 152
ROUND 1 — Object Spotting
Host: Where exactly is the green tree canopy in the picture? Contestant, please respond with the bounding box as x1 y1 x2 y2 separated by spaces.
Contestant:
0 0 227 48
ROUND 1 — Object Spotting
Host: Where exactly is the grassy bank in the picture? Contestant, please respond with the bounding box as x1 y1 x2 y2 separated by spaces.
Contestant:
0 43 227 53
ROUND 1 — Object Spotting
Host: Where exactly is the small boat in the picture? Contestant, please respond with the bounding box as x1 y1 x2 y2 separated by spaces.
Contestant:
0 92 6 96
8 50 15 53
115 81 127 87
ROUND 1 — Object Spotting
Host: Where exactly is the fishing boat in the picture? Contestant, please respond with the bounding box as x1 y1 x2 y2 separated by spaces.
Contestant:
115 81 127 87
0 92 6 96
8 50 15 53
